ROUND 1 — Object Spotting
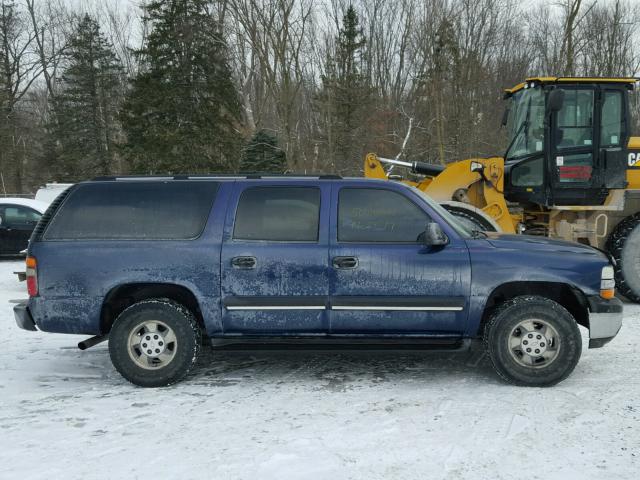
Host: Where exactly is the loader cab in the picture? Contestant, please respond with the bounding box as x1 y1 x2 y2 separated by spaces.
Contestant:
503 78 636 207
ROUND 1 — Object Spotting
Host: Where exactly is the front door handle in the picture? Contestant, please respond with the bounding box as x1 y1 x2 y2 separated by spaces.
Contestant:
231 256 257 269
332 256 358 269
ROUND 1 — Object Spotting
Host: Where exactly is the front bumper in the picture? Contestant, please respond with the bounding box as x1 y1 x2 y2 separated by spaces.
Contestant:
14 300 37 332
587 295 623 348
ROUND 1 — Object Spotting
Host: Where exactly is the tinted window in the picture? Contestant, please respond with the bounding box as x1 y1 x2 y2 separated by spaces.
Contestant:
1 206 41 227
44 182 218 240
511 157 544 187
233 187 320 241
338 188 429 242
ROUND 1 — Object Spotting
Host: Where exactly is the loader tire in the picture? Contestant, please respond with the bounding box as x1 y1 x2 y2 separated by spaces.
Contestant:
443 205 498 232
607 213 640 303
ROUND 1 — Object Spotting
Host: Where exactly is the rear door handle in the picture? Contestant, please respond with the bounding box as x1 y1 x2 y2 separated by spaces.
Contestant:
332 256 358 269
231 256 257 269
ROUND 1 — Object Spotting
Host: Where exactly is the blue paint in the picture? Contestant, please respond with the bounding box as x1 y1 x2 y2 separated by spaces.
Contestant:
26 178 610 340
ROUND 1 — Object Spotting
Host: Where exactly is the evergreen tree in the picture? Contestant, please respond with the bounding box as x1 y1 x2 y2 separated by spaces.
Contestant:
239 130 286 173
318 6 371 174
50 14 123 180
122 0 244 174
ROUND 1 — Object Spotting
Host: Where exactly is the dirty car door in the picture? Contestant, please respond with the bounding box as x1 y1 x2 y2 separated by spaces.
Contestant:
328 185 471 335
221 182 330 334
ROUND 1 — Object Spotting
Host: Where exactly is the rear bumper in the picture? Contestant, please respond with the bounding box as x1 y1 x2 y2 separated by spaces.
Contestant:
14 301 37 332
587 296 623 348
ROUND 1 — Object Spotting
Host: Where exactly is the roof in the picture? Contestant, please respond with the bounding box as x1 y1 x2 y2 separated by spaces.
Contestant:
0 198 48 213
505 77 640 96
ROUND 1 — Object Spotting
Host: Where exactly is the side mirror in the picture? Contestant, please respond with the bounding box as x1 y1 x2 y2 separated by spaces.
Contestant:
419 222 448 247
470 161 484 173
547 88 565 113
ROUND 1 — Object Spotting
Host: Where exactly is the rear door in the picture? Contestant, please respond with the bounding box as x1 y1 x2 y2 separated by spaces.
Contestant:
220 181 330 334
328 184 471 335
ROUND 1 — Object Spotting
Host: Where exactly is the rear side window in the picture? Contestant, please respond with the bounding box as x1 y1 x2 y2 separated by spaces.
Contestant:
338 188 429 242
233 187 320 241
44 182 219 240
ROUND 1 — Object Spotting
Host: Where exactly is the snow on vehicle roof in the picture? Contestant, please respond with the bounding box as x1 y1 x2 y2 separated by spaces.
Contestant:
0 197 48 214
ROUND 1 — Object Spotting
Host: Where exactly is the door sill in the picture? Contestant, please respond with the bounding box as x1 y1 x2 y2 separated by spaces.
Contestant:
210 335 469 351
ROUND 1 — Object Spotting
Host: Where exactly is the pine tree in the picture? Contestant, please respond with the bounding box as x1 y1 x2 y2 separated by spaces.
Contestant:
239 130 286 173
50 14 123 180
318 6 371 174
122 0 244 174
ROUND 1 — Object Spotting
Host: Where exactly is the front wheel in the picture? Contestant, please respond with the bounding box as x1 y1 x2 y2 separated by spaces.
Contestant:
484 295 582 386
108 299 202 387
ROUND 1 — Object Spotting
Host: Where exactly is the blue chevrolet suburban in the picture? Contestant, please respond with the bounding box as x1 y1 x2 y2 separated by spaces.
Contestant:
14 176 623 387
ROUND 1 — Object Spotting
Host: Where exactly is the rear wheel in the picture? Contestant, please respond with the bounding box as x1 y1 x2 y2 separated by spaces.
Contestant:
108 299 202 387
607 213 640 303
484 295 582 386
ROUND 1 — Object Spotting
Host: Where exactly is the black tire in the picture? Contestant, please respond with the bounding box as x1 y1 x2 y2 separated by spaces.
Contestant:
484 295 582 387
606 213 640 303
108 299 202 387
443 205 498 232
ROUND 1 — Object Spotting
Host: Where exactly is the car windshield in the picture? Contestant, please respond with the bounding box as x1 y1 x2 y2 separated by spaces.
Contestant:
411 188 474 238
505 86 545 160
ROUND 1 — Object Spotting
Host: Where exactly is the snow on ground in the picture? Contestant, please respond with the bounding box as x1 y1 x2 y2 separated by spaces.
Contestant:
0 259 638 480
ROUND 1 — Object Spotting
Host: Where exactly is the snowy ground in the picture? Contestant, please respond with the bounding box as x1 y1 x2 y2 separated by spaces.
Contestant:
0 259 638 480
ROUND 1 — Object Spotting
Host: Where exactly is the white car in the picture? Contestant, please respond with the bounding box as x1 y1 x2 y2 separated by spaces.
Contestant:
0 198 48 256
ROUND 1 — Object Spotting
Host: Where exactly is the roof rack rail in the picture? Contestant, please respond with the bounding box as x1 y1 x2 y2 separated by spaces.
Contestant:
91 173 343 181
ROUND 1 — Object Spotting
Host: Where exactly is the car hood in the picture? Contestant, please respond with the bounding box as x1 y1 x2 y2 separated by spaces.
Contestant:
483 232 607 259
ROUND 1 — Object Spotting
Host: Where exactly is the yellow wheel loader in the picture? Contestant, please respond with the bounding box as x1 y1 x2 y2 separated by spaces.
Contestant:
365 77 640 301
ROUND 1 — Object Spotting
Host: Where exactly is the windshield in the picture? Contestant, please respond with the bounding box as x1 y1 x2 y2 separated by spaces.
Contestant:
412 188 474 238
506 86 545 160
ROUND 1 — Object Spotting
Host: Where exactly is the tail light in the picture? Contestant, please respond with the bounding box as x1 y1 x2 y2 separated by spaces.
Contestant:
26 256 38 297
600 265 615 299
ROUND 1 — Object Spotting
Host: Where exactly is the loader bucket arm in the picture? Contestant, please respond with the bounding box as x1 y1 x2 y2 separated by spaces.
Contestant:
363 153 517 233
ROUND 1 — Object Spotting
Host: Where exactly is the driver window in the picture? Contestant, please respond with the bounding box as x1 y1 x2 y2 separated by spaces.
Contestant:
338 188 430 243
2 206 41 227
556 89 594 149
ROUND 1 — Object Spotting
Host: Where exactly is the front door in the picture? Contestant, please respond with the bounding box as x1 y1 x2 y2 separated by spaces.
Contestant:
220 182 330 334
328 185 471 335
0 205 41 255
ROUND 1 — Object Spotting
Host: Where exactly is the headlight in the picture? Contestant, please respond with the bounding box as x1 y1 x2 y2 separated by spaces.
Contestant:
600 266 615 299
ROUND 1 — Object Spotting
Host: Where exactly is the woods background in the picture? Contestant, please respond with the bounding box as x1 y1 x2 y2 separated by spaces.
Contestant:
1 0 639 193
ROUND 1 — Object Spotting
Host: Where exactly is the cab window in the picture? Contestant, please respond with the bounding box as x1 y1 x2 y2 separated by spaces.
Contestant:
511 157 543 187
601 90 624 147
556 89 594 149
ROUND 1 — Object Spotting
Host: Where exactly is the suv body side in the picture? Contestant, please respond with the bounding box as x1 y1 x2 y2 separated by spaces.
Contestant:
24 177 613 344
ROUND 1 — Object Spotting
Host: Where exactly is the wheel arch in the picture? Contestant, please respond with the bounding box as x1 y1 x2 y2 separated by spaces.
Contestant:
100 282 205 334
479 281 590 334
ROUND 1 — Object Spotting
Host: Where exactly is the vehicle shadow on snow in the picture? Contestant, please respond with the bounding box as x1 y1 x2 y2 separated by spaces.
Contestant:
189 343 500 389
31 342 499 389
